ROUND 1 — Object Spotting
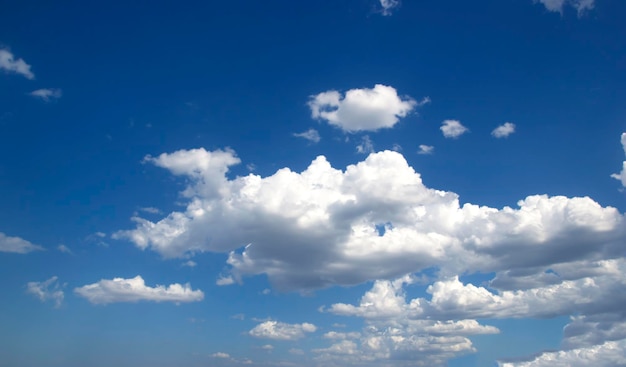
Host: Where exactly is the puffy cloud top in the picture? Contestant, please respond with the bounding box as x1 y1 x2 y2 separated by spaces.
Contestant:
249 320 317 340
308 84 420 132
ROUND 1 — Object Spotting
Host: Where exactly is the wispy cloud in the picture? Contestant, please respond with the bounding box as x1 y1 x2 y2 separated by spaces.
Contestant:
379 0 400 16
418 144 434 155
293 128 321 143
0 49 34 79
26 276 64 308
492 122 516 138
29 88 62 102
0 232 44 254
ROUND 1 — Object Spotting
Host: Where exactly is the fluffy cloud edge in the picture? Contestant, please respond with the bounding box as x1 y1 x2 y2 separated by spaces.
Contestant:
74 275 204 304
0 232 44 254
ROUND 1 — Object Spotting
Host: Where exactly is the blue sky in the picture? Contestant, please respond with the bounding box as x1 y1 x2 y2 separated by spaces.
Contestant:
1 0 626 366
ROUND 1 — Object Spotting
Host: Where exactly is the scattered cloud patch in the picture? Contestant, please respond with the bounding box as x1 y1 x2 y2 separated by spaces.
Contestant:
183 260 197 267
139 207 162 215
492 122 516 138
535 0 595 16
56 244 73 254
611 133 626 188
418 144 434 155
440 119 468 138
74 275 204 304
293 128 321 143
0 232 44 254
249 320 317 340
211 352 231 359
29 88 62 102
0 49 34 79
26 276 64 308
356 135 374 154
260 344 274 350
379 0 400 16
308 84 419 132
216 275 236 286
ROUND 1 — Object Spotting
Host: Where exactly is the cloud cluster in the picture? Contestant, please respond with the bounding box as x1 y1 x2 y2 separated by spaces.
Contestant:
115 148 624 291
0 232 44 254
74 275 204 304
499 339 626 367
0 49 34 79
26 276 64 308
535 0 595 16
249 320 317 340
308 84 420 132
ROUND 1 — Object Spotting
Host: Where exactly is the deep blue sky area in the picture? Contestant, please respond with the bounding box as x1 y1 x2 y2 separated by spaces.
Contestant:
1 1 626 366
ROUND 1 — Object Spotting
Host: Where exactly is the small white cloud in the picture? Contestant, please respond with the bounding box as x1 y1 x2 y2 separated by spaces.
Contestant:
57 244 73 254
289 348 305 355
535 0 594 16
139 207 162 215
211 352 230 359
0 49 34 79
0 232 44 254
492 122 516 138
74 275 204 304
308 84 418 132
293 128 321 143
356 136 374 154
216 275 235 286
611 133 626 188
95 232 106 238
261 344 274 350
26 276 64 308
29 88 62 102
418 144 434 155
392 143 402 152
261 288 271 295
183 260 197 268
379 0 400 16
440 119 469 139
249 320 317 340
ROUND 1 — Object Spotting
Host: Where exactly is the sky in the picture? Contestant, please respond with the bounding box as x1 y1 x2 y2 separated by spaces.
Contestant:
1 0 626 366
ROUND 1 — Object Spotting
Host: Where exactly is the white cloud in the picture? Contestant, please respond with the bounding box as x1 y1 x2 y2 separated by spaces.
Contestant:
29 88 62 102
216 275 236 286
492 122 516 138
289 348 305 355
26 276 64 308
324 331 362 340
139 207 162 214
261 344 274 350
293 128 321 143
183 260 197 267
308 84 419 132
356 135 374 154
56 244 73 254
0 49 34 79
499 339 626 367
211 352 231 359
115 148 625 291
535 0 595 16
611 133 626 188
74 275 204 304
0 232 44 254
440 120 468 138
379 0 400 16
418 144 434 155
249 320 317 340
